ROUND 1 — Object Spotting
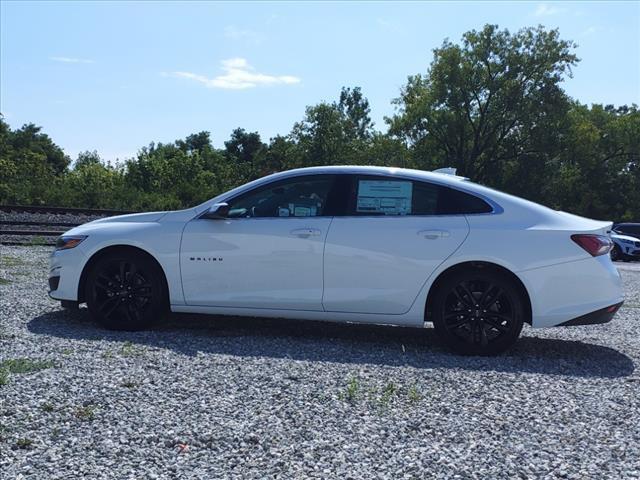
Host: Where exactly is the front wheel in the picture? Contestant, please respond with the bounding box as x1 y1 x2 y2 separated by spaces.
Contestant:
610 245 622 262
432 269 525 355
85 251 167 330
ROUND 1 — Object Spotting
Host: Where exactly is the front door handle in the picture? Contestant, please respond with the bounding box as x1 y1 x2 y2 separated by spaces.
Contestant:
290 228 321 238
417 229 450 239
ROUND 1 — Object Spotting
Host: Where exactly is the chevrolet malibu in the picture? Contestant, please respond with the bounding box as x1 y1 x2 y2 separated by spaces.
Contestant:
49 166 624 355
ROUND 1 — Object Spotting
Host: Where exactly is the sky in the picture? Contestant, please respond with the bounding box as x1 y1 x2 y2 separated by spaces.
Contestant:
1 1 639 163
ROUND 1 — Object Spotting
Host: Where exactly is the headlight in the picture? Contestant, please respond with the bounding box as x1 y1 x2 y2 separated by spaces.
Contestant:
55 235 87 251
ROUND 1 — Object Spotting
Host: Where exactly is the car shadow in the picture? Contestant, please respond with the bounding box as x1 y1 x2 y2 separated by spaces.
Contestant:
27 308 635 379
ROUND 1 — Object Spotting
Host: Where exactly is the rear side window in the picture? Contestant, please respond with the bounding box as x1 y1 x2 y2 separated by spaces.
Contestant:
349 176 493 216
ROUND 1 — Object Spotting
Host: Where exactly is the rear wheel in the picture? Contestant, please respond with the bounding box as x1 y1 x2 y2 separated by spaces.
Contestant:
432 269 524 355
85 251 167 330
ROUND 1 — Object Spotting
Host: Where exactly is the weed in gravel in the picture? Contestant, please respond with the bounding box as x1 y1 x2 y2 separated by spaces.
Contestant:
61 348 73 355
0 278 11 285
407 384 422 403
339 375 360 402
101 349 114 359
1 358 55 374
379 382 398 407
0 367 8 386
41 402 55 412
121 380 138 389
74 405 96 421
16 438 33 449
120 341 143 357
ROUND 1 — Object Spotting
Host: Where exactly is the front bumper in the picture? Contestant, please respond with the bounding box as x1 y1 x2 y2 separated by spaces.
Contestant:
48 249 85 301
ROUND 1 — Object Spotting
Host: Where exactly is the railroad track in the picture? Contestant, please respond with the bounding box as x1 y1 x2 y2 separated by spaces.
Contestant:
0 204 133 216
0 204 133 246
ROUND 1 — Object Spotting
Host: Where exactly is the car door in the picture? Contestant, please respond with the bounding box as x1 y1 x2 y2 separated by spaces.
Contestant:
322 175 470 315
180 174 338 310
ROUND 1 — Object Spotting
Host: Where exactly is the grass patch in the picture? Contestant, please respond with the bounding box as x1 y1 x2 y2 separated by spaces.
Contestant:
0 255 26 268
1 358 55 374
29 236 49 246
74 405 96 421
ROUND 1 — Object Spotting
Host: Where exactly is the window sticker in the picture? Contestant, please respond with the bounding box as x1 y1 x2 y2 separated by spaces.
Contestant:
357 180 413 215
293 206 314 217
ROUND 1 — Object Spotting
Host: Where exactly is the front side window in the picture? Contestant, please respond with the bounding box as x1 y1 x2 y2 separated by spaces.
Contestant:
227 175 336 218
348 176 493 216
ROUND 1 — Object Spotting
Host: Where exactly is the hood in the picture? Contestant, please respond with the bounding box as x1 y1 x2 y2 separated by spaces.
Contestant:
87 211 168 225
611 233 640 242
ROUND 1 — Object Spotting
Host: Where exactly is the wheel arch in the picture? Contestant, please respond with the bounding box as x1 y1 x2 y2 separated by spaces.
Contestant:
424 261 532 325
77 244 170 304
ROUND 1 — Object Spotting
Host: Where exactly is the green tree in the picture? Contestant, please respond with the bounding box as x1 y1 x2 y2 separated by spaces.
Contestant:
388 24 579 186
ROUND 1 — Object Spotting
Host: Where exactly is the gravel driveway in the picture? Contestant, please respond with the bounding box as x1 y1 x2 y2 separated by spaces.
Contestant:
1 246 639 479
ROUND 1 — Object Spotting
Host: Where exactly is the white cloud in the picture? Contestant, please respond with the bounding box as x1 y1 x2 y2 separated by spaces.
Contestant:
376 18 402 33
534 3 567 16
224 25 264 44
581 26 601 36
165 58 300 90
49 56 95 64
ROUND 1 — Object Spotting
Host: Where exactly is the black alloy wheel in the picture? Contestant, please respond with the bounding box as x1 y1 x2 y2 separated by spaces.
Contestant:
86 252 166 330
432 269 524 355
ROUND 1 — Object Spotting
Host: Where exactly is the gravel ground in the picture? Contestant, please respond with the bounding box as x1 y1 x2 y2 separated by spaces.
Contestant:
1 246 639 479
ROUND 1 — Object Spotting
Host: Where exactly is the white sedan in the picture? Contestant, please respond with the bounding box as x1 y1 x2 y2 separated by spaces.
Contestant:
49 166 624 355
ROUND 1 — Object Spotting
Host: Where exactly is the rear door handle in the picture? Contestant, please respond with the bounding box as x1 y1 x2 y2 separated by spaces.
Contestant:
290 228 321 237
417 229 450 239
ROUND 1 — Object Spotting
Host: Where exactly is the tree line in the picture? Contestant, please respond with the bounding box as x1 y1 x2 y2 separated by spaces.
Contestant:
1 25 638 220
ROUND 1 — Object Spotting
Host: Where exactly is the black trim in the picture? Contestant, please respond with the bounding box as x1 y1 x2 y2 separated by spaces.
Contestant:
557 302 623 327
61 300 79 309
48 276 60 292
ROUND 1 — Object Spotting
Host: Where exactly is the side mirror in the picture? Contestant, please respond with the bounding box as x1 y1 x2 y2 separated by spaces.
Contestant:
202 203 230 220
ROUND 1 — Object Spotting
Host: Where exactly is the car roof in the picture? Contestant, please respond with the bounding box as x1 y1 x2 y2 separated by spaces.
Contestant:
271 165 470 185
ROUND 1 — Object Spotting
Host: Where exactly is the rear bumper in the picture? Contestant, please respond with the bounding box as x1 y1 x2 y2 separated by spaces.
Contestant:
557 302 623 327
519 255 624 328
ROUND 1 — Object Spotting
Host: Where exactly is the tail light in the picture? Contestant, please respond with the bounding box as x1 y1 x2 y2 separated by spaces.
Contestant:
571 234 613 257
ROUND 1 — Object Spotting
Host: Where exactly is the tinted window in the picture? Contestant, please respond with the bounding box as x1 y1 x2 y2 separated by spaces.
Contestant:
348 176 493 216
439 187 494 214
618 225 640 236
227 175 336 218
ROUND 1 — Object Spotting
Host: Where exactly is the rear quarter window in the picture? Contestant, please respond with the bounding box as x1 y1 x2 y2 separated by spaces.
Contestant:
438 187 494 215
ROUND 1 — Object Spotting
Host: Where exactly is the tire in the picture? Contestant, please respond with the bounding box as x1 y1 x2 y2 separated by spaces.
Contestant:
85 251 167 330
611 245 622 262
431 269 525 356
